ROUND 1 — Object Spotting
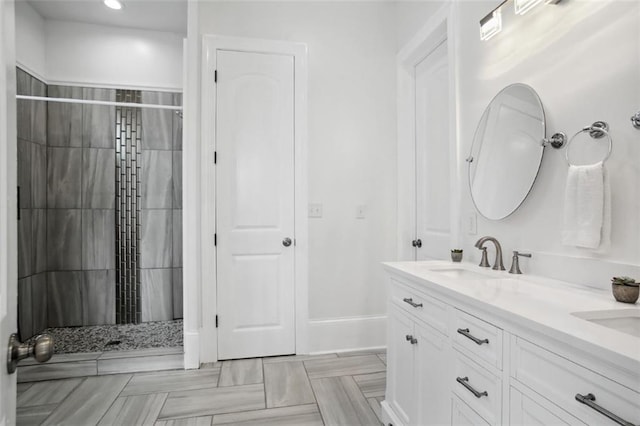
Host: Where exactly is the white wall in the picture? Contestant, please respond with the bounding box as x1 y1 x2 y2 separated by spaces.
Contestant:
15 3 183 91
15 0 46 80
196 2 398 351
45 20 183 91
456 1 640 287
395 1 445 51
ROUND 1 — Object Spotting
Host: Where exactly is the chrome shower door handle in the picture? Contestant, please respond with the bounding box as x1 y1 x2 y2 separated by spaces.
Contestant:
282 237 292 247
7 333 54 374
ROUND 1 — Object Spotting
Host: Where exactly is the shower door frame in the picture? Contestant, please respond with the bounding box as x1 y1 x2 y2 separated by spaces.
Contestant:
198 35 309 363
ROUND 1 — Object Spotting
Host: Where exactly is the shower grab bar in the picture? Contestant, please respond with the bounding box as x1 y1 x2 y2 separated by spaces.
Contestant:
16 95 183 111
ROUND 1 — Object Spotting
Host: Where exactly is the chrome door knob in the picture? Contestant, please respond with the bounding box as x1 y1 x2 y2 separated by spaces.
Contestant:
7 333 54 374
282 237 292 247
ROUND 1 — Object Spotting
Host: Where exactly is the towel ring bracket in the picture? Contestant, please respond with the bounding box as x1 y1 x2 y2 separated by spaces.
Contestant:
566 123 612 167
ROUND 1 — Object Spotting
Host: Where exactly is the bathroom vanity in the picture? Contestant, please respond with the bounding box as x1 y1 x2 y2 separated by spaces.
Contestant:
381 261 640 426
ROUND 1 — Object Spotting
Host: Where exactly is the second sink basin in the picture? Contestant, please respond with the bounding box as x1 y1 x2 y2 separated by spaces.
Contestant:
572 309 640 338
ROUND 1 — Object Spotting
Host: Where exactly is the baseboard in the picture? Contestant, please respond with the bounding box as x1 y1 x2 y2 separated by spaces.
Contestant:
308 315 387 354
183 330 200 369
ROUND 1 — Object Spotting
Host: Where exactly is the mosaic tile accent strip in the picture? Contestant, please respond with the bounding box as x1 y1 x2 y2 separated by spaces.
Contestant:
115 90 142 324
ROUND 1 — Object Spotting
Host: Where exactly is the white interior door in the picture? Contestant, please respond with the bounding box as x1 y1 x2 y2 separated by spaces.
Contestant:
0 0 18 423
414 41 451 260
216 50 296 360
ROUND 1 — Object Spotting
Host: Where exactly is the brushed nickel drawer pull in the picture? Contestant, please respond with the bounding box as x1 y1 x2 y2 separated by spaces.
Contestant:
575 393 635 426
456 376 488 398
457 328 489 345
403 298 423 308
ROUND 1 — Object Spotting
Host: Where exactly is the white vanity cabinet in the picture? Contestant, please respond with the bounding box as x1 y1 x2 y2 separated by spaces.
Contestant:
385 280 451 426
382 263 640 426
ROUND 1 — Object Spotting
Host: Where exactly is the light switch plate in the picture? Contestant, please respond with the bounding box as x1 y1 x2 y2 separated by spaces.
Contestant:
308 203 323 218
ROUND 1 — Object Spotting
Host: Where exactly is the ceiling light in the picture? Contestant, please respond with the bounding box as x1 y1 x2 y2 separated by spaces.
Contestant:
514 0 543 15
103 0 123 10
479 8 502 41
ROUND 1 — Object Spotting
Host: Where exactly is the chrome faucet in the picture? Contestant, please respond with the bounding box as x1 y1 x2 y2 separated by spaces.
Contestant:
474 236 505 270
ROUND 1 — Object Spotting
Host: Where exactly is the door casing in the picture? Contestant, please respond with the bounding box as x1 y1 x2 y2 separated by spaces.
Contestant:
199 35 308 363
0 0 18 423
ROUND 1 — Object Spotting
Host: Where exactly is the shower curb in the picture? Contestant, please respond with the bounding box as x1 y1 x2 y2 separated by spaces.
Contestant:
17 347 184 383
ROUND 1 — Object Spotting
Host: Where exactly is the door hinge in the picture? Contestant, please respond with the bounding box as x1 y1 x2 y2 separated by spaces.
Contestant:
214 233 217 246
214 151 217 164
215 315 219 328
214 70 217 83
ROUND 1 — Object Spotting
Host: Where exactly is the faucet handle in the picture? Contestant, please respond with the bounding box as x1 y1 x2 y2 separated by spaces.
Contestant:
509 251 532 274
478 247 490 268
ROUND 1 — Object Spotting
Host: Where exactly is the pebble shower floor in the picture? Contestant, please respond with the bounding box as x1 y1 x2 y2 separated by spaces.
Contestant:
26 320 183 354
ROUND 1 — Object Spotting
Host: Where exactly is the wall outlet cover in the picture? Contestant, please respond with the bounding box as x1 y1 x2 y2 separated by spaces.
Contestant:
308 203 323 218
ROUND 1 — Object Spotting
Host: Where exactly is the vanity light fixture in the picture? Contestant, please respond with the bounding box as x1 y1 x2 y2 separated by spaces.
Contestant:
481 0 562 40
479 2 505 41
514 0 543 15
104 0 123 10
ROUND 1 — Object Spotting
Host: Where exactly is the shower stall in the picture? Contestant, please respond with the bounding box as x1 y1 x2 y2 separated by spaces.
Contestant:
16 67 184 354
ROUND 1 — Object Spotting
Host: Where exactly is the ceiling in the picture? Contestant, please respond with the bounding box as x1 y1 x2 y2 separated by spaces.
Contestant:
26 0 187 34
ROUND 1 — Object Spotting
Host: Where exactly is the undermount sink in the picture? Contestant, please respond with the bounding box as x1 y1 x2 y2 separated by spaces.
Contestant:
427 267 494 280
572 309 640 338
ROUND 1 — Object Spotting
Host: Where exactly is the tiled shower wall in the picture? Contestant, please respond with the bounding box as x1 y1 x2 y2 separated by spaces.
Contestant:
139 91 183 322
16 68 48 340
46 84 117 329
16 67 183 339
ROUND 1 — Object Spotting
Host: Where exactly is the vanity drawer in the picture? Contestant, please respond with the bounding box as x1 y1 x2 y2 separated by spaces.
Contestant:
453 308 503 370
511 336 640 426
453 350 502 425
452 394 491 426
390 278 448 335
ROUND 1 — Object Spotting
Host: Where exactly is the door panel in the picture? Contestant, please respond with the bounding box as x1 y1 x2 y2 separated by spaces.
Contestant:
415 41 451 260
216 50 295 360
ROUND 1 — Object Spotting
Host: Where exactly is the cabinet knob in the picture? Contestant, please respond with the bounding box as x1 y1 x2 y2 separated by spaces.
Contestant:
411 239 422 248
405 334 417 344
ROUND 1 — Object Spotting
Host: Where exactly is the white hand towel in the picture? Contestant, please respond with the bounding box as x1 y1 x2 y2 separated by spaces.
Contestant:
562 161 608 249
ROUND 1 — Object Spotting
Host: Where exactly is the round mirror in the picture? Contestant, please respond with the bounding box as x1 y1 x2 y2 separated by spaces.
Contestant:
468 83 545 220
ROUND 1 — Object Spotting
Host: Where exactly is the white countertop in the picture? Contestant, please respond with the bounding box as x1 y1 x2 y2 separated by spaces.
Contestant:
383 260 640 374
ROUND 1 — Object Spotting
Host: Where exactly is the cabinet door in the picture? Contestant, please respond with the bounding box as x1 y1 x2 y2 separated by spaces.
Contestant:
387 305 416 425
510 387 585 426
415 321 450 425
